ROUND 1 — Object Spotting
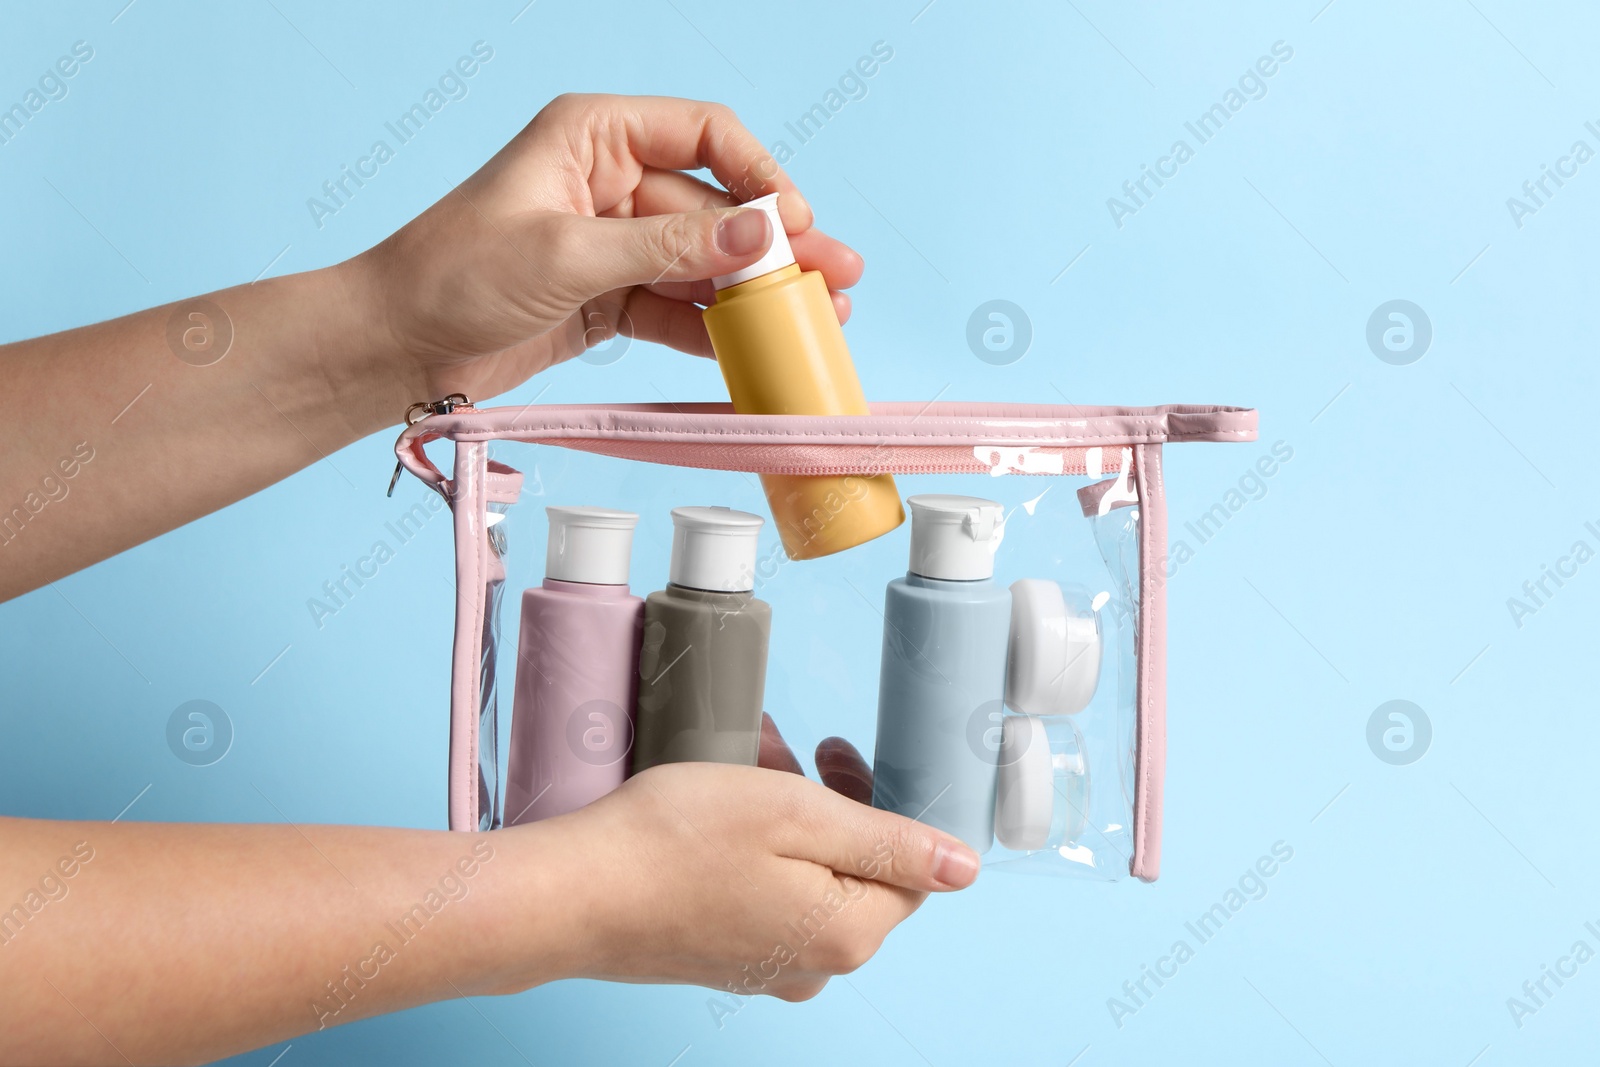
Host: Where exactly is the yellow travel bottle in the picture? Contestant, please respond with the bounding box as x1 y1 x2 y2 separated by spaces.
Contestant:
702 193 904 560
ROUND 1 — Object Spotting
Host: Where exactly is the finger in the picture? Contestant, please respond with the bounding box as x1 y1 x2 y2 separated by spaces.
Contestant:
640 277 853 333
648 236 861 305
624 169 865 295
619 285 850 359
832 879 928 944
654 232 861 299
538 206 772 299
562 95 812 228
619 166 738 217
772 777 981 893
620 288 715 358
797 877 927 978
830 290 852 325
758 713 805 776
788 229 865 291
814 737 873 805
644 276 856 320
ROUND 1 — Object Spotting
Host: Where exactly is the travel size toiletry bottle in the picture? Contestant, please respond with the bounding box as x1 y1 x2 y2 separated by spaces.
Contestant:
504 507 644 825
632 507 772 772
702 193 904 560
871 495 1012 853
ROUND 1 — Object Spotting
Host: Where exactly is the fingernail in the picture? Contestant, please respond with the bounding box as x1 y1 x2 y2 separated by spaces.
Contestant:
714 208 770 257
932 841 980 889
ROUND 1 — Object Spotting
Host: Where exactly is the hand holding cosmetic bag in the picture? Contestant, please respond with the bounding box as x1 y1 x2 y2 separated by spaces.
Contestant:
394 400 1257 882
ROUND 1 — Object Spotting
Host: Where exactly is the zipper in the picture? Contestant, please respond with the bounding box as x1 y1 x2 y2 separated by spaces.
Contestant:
545 439 1125 479
388 393 473 496
398 399 1152 479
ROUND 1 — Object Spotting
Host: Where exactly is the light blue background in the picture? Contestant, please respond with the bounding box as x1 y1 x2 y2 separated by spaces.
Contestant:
2 0 1596 1063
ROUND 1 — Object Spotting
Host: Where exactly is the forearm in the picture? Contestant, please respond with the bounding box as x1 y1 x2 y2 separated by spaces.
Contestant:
0 816 568 1065
0 259 412 601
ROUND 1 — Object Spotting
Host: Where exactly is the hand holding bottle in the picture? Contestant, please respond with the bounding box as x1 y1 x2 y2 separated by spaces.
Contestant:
361 93 866 418
2 94 865 601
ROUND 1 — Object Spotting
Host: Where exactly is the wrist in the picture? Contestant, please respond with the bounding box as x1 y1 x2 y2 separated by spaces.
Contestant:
453 821 589 995
314 254 427 437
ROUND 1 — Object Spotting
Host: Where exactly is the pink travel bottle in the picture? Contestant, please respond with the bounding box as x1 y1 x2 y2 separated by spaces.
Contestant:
504 507 644 825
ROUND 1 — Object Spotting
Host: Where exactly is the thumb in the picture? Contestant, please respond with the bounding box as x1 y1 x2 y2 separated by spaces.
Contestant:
550 206 773 298
776 779 981 893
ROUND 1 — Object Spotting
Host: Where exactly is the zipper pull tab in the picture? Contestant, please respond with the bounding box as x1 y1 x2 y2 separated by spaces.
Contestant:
388 393 472 497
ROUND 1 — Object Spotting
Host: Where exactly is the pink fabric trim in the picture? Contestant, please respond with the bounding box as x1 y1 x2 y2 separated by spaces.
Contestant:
447 452 524 832
1130 444 1167 882
448 443 486 833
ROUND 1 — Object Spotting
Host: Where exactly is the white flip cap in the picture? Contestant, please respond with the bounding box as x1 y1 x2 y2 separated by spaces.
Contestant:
669 506 763 592
1006 579 1101 716
545 507 639 585
711 192 796 290
906 495 1005 581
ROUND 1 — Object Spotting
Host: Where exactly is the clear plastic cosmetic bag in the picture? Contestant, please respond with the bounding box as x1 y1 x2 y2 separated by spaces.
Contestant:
394 401 1257 882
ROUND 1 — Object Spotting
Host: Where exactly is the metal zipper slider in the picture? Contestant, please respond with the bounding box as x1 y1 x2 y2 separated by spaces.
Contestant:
388 393 472 496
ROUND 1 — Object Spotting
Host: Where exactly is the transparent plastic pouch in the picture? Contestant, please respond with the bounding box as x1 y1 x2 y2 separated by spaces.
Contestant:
396 402 1258 881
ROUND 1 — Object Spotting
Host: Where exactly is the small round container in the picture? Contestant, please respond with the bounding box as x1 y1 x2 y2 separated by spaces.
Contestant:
993 713 1090 852
1005 578 1102 717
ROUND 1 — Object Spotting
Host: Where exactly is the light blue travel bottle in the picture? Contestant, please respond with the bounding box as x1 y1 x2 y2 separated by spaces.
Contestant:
871 495 1011 853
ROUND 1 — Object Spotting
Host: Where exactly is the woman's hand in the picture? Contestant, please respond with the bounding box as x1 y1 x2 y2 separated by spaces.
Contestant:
0 727 963 1064
0 93 865 598
498 750 980 1002
359 93 866 410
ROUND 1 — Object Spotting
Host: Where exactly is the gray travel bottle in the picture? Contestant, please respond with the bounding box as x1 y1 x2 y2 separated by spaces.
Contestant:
871 495 1011 853
632 507 772 772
